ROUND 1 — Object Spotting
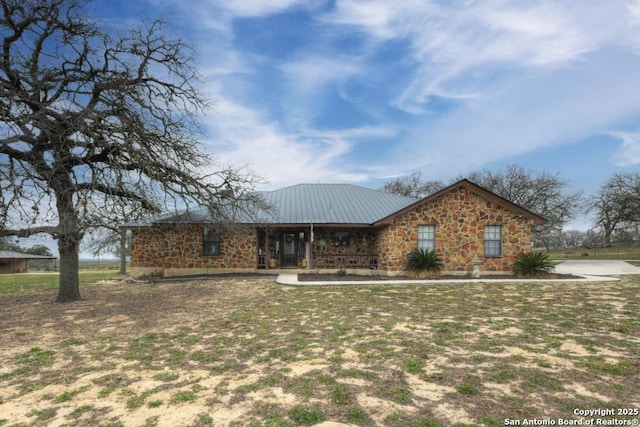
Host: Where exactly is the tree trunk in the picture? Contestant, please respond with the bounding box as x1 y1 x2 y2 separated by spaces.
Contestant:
119 229 127 275
603 227 613 247
55 188 83 302
57 235 81 302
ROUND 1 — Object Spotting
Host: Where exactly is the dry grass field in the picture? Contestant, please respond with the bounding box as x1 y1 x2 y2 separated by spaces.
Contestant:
0 275 638 426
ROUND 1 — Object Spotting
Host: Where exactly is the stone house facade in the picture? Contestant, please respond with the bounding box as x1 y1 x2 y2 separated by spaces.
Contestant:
125 179 545 278
130 225 258 278
374 184 540 272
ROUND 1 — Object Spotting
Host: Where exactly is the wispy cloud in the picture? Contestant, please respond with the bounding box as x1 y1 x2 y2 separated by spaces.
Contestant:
203 97 395 188
213 0 310 18
611 131 640 167
316 1 640 176
144 0 640 189
280 55 361 96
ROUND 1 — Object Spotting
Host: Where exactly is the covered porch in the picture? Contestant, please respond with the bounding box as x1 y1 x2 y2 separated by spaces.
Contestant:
256 226 379 271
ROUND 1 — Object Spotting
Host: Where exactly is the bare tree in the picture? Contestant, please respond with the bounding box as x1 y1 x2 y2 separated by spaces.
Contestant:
589 172 640 245
0 0 264 301
463 164 583 249
382 172 445 198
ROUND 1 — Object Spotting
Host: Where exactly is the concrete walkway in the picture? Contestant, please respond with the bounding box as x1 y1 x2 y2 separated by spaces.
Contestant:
553 260 640 275
276 272 619 286
275 260 640 286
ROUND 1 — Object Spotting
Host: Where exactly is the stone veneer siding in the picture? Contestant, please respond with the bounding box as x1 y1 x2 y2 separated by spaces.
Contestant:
130 224 257 277
310 227 377 269
375 185 535 274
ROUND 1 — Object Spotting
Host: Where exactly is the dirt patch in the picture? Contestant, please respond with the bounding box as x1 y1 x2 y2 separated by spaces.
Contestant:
0 276 638 426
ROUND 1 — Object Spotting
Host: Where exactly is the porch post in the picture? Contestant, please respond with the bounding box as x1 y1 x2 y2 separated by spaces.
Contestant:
265 231 270 269
308 223 314 269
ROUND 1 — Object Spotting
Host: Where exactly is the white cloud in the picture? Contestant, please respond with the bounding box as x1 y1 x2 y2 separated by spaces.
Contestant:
324 1 636 114
214 0 304 17
611 131 640 167
280 56 361 96
392 47 640 177
203 97 394 188
146 0 640 189
323 0 440 40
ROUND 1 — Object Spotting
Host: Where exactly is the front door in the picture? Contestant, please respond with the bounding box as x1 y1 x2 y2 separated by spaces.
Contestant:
280 232 305 267
281 233 297 267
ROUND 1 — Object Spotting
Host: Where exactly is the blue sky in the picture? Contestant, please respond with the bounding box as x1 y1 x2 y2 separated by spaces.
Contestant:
90 0 640 227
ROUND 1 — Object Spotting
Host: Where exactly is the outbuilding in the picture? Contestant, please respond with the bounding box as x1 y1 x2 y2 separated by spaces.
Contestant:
0 251 57 274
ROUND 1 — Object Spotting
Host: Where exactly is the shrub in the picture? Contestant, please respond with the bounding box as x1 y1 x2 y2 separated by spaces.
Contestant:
405 249 443 278
336 269 347 276
512 252 554 277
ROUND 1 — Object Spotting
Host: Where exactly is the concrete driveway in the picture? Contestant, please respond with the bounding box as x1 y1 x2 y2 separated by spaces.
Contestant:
554 260 640 275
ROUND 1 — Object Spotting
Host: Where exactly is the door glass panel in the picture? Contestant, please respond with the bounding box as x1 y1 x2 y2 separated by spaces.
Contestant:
284 234 295 255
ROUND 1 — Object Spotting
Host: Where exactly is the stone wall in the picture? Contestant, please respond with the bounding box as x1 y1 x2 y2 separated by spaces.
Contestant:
375 185 535 274
310 227 377 269
129 184 536 277
130 224 258 277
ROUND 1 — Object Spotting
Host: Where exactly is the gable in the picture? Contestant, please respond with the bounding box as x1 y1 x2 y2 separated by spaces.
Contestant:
374 179 546 226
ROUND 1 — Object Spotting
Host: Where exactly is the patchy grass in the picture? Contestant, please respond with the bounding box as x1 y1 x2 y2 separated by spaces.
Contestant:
0 270 120 293
0 276 639 425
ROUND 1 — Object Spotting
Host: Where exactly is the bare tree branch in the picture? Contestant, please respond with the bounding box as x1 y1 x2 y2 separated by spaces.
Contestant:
0 0 265 301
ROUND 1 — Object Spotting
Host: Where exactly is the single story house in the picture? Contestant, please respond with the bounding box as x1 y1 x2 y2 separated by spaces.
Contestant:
0 251 57 274
124 179 546 278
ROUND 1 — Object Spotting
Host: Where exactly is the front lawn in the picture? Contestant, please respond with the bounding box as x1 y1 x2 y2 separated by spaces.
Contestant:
0 270 121 294
0 276 638 426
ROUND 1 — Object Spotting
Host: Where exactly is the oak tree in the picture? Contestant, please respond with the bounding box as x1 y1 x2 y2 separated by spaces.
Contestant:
589 172 640 246
382 171 445 198
0 0 263 301
464 164 583 249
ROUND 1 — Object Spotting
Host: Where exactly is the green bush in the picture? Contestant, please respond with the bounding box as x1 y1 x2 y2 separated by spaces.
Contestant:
405 249 443 278
512 252 554 277
336 269 347 276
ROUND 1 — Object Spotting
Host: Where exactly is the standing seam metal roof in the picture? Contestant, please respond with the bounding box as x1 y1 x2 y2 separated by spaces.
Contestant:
123 183 417 227
122 180 546 228
259 183 417 224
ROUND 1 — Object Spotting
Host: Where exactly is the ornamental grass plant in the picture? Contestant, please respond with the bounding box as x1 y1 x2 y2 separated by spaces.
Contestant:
512 252 554 277
405 249 444 278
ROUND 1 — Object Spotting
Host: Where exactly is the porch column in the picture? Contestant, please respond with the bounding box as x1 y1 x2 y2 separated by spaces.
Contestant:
265 232 270 269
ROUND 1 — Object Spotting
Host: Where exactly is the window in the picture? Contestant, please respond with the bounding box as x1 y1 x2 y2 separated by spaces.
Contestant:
418 225 436 251
484 225 502 257
203 227 220 257
334 232 350 247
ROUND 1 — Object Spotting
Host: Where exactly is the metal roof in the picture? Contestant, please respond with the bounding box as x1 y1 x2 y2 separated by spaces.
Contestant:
260 183 418 224
127 183 418 226
0 251 56 259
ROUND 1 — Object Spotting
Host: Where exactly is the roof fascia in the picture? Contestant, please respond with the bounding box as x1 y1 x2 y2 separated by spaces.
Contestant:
267 223 374 229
